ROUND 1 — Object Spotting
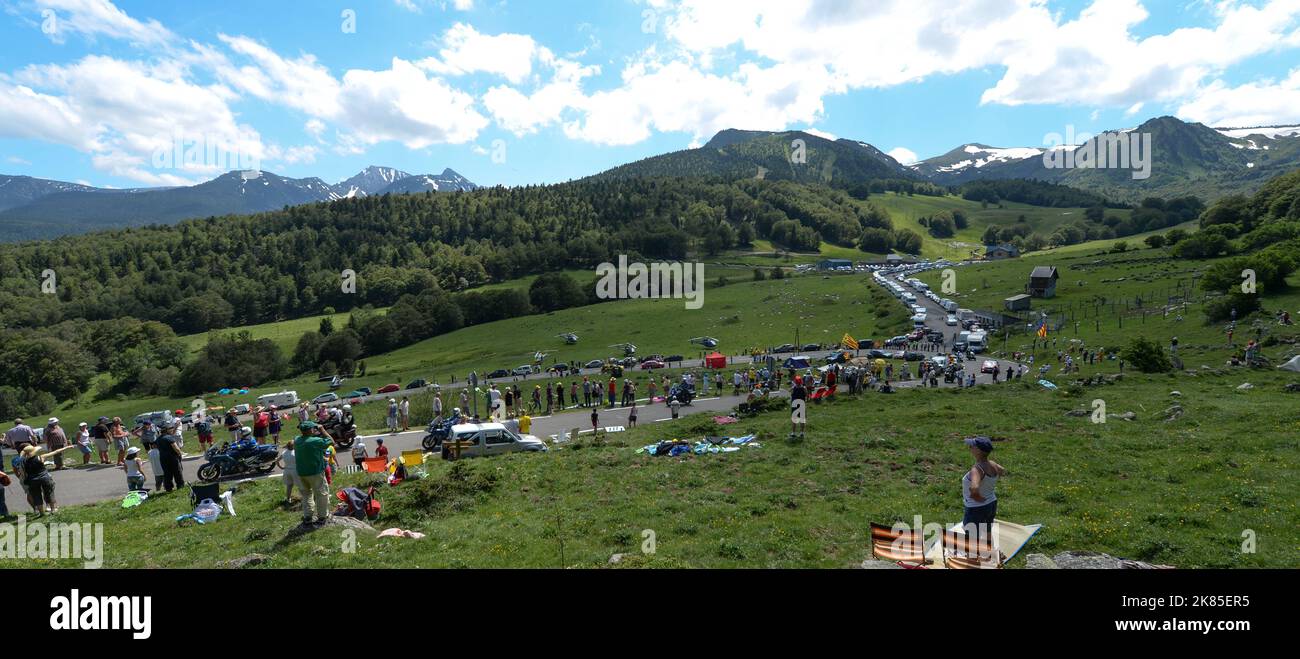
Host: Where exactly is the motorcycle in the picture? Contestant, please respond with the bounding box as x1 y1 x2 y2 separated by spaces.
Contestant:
196 441 280 482
422 417 454 451
668 383 694 405
322 418 357 450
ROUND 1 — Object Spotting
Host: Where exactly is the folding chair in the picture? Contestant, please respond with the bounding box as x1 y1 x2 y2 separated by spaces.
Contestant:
400 449 424 467
362 457 388 474
870 522 929 567
940 528 1005 569
189 482 221 507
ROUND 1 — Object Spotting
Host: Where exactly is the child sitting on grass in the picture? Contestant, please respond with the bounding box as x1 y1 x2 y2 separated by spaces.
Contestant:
124 447 147 491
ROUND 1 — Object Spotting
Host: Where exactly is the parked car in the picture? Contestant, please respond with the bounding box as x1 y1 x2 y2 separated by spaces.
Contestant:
344 390 369 399
946 315 958 326
406 379 428 389
981 360 999 374
512 365 535 377
441 423 547 461
884 336 909 348
640 359 666 370
773 343 797 353
583 359 604 369
133 410 177 429
801 343 821 352
228 404 251 416
377 384 401 394
486 369 510 379
547 364 570 376
664 355 684 363
311 393 338 405
902 351 926 361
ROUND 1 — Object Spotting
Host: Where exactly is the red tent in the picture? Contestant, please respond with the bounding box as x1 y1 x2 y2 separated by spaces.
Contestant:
705 352 726 369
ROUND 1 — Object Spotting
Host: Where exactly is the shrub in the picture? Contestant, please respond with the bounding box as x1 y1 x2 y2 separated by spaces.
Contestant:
1120 337 1172 373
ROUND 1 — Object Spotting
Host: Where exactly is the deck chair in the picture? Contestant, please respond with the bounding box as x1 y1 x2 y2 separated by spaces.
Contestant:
362 457 388 473
870 522 929 567
940 528 1005 569
400 449 424 467
189 482 220 507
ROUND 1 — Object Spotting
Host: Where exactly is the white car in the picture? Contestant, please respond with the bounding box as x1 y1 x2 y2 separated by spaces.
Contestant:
946 315 958 326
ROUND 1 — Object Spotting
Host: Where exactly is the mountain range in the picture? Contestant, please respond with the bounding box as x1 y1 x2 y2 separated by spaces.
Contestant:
4 115 1300 243
0 165 478 242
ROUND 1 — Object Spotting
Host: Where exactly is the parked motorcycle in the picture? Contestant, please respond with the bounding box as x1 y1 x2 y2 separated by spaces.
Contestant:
196 441 280 482
422 417 453 451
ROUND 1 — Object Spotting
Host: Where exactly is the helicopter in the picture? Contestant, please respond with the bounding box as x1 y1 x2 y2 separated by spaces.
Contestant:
689 336 719 348
532 351 550 364
557 332 579 344
608 342 637 357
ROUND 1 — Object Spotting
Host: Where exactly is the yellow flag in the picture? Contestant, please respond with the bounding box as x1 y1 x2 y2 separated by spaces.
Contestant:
842 333 859 350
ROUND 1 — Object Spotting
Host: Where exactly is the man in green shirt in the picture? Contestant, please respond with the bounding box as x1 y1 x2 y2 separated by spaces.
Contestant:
294 421 334 526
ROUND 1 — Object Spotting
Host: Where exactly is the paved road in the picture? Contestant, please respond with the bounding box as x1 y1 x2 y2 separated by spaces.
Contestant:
23 389 754 508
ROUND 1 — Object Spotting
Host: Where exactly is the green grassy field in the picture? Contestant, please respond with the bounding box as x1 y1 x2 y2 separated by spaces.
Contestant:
915 244 1300 368
49 272 911 432
23 366 1298 569
872 192 1134 261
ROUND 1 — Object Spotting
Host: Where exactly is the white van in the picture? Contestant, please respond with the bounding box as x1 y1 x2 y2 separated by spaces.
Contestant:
256 390 300 409
941 299 959 312
968 332 988 353
902 293 917 304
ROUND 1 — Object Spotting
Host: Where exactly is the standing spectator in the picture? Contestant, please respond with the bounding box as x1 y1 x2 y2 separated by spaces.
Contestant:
374 438 389 462
503 388 513 418
399 397 411 431
91 417 111 464
20 443 78 515
293 421 333 526
44 419 69 471
74 423 92 465
281 439 299 504
591 406 599 433
386 398 399 433
268 406 284 444
961 437 1005 551
350 435 368 470
195 415 215 452
4 419 37 456
224 409 241 442
110 418 130 465
607 377 617 407
253 407 270 444
433 391 444 422
628 401 638 428
146 441 164 491
155 422 186 492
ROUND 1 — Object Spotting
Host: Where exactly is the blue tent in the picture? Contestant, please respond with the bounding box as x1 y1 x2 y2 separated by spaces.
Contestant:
783 356 811 369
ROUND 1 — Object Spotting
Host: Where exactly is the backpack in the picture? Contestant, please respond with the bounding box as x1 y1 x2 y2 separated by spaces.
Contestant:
195 420 211 434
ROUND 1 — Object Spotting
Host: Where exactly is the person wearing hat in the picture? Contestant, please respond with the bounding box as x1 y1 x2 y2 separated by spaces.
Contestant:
293 421 334 526
44 418 69 471
961 437 1006 547
19 442 79 515
74 422 92 465
386 398 399 433
123 447 147 491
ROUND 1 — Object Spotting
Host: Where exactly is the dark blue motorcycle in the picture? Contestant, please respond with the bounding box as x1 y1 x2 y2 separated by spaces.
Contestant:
196 441 280 482
421 417 455 451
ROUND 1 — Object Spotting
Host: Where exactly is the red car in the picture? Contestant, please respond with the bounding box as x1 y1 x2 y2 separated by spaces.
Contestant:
376 383 401 394
980 360 998 374
640 359 666 370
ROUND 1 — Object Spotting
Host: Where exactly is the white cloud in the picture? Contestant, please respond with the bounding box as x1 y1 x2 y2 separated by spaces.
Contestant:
335 58 488 149
418 23 551 84
887 147 919 165
1178 67 1300 126
7 156 33 165
33 0 173 46
213 35 343 119
801 127 837 141
1 55 267 185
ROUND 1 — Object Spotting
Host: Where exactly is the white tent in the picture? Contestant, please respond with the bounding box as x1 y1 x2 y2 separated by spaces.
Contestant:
1279 355 1300 372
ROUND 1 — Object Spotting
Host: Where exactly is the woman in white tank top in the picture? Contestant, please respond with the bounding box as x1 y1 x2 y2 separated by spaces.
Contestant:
961 437 1005 539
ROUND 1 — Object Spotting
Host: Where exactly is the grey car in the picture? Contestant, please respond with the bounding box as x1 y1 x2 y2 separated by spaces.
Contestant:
441 423 547 461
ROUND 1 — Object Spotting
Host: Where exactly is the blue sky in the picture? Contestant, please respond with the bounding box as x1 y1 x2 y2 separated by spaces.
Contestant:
1 0 1298 188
